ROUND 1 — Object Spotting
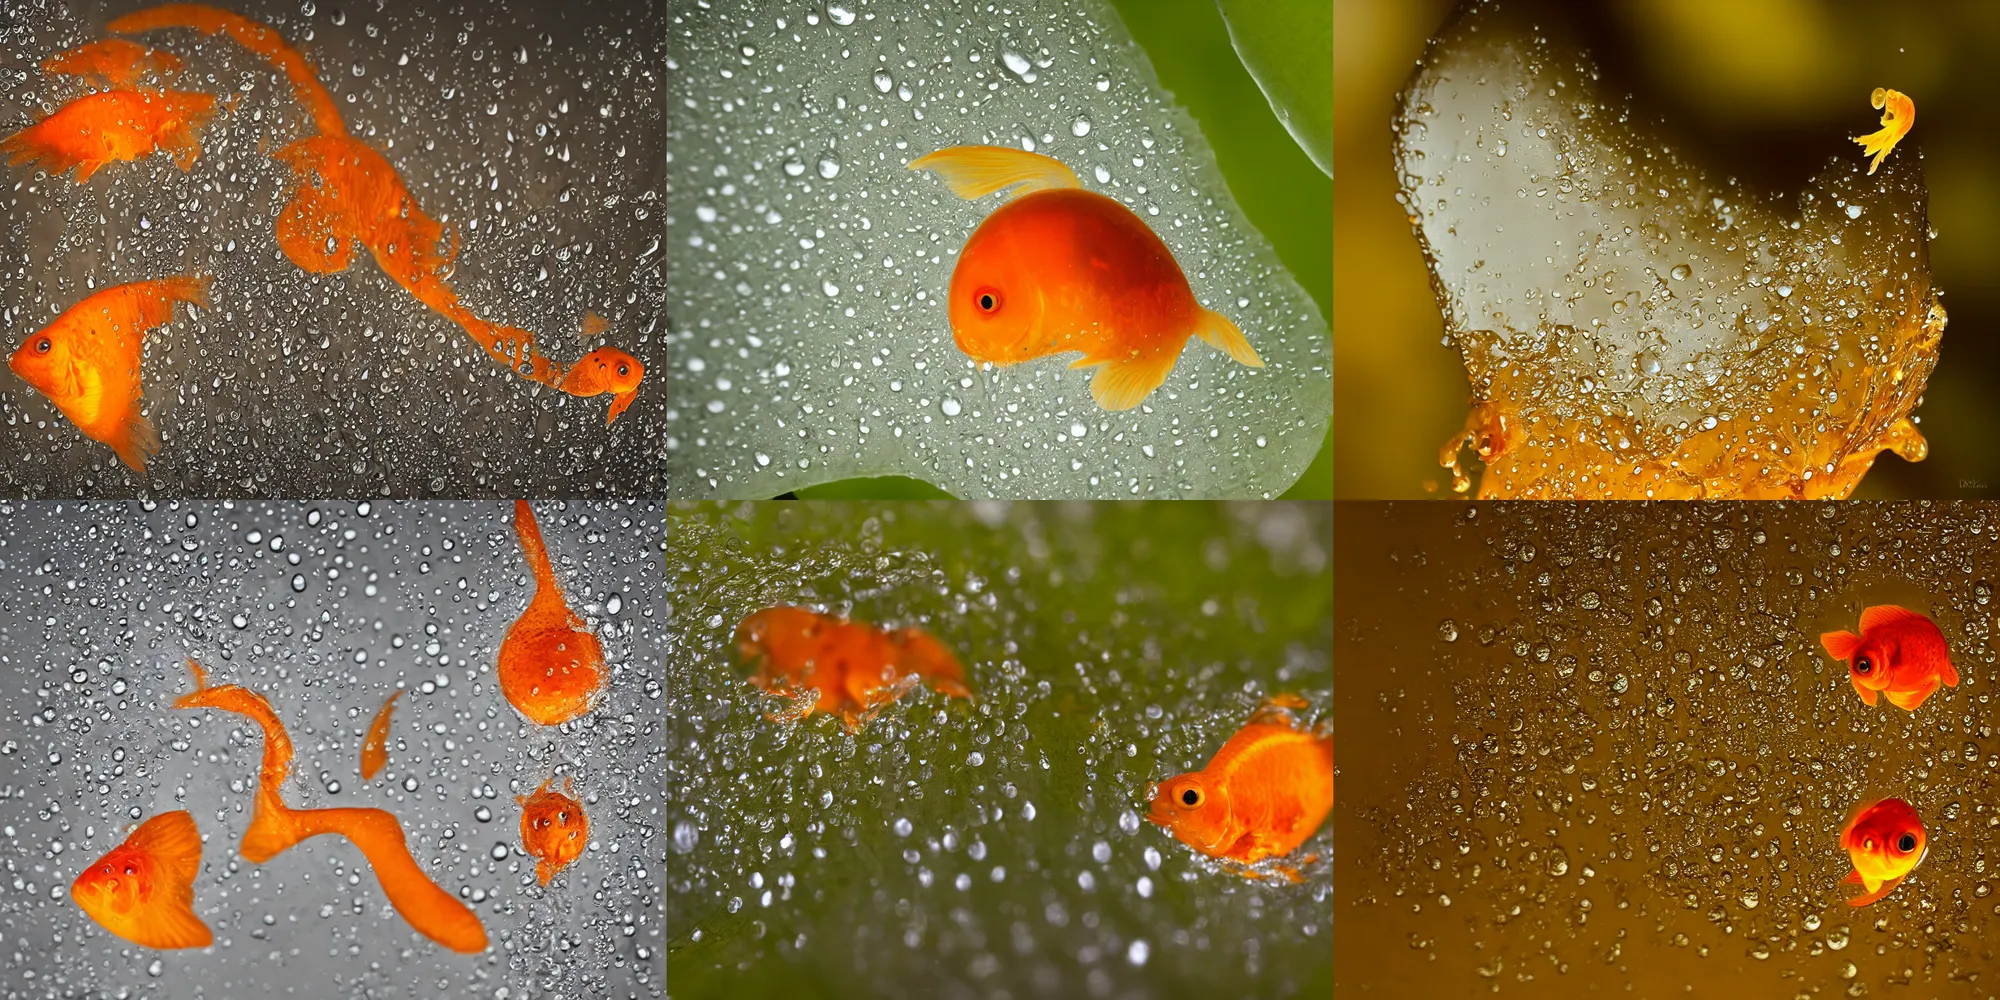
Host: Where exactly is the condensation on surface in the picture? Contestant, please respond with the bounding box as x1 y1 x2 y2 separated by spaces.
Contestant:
1394 0 1943 499
1337 502 2000 995
666 501 1332 997
0 2 666 496
664 1 1331 499
0 501 663 997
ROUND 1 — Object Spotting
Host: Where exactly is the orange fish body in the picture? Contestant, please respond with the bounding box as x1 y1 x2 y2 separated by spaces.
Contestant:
71 810 212 949
499 501 608 726
908 145 1262 411
557 347 645 424
42 39 183 88
9 275 207 474
1147 695 1333 866
360 689 401 780
173 659 487 952
517 776 588 886
1820 605 1959 711
1840 797 1926 907
0 87 215 183
1853 87 1915 175
736 606 971 730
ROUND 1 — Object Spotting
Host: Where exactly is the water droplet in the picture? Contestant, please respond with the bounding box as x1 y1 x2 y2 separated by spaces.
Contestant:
940 398 962 417
893 817 913 837
1002 51 1032 77
827 4 855 25
290 574 306 592
1439 620 1458 642
822 280 841 297
817 154 842 179
1127 940 1150 966
474 806 492 822
232 613 249 629
491 843 510 860
1118 810 1140 834
783 158 807 177
1094 74 1111 92
1670 263 1691 281
606 594 623 615
674 819 700 854
1071 116 1092 137
1846 204 1863 219
872 70 893 93
1070 421 1088 439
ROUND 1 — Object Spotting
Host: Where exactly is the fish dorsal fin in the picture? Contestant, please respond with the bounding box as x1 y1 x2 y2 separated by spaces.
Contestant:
1820 630 1861 661
908 145 1082 202
1860 605 1924 632
126 810 202 888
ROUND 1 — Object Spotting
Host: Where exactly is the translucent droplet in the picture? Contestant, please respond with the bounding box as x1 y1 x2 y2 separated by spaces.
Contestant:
827 4 855 26
822 280 841 297
893 817 913 837
673 819 700 854
817 154 842 179
1070 421 1088 439
1002 51 1032 77
783 158 807 177
232 613 249 629
1439 620 1458 642
1670 263 1691 281
290 574 306 592
872 70 893 93
940 398 961 417
1071 116 1092 137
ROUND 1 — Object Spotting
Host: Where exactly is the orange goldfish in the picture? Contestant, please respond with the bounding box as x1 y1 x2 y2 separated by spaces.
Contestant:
42 39 183 88
174 659 487 953
1853 87 1915 175
500 501 607 726
9 275 208 474
908 145 1262 411
1148 694 1333 867
556 347 645 424
1839 797 1926 906
736 606 971 731
0 87 215 183
1821 605 1959 711
71 810 212 949
359 690 401 780
517 776 588 886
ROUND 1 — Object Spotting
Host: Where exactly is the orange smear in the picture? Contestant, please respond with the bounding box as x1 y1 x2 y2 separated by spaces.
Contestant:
736 606 971 731
0 88 216 183
42 39 183 89
516 776 588 886
1853 87 1915 176
360 689 401 780
1146 695 1334 866
109 3 346 137
173 659 487 953
500 502 607 726
71 810 212 949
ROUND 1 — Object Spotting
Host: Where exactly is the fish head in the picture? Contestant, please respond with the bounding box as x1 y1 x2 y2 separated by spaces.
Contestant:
1846 637 1896 695
1147 773 1233 852
71 847 148 917
583 347 645 396
946 231 1045 364
1844 798 1926 882
9 322 78 401
524 793 587 860
736 606 828 670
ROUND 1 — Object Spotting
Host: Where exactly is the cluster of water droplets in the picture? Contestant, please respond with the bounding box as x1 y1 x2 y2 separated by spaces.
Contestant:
0 501 664 996
667 501 1331 996
0 4 666 495
664 0 1330 498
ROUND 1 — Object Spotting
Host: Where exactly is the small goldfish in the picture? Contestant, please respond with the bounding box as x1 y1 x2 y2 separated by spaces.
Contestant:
42 40 183 88
908 145 1262 411
360 689 401 780
1821 605 1959 711
500 501 607 726
1148 694 1333 867
1853 88 1915 175
174 658 487 952
71 810 212 949
1 88 215 184
1839 797 1926 906
9 275 208 474
517 776 588 886
736 606 971 731
557 347 645 424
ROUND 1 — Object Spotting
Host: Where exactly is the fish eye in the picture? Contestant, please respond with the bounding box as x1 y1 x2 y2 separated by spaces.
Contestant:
973 288 1000 313
1854 656 1873 675
123 865 135 875
34 338 50 354
617 363 630 377
1180 787 1201 807
1898 833 1918 852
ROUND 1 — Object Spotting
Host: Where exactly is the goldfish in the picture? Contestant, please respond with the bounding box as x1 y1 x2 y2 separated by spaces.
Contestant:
360 689 401 780
1853 88 1915 175
556 347 645 424
9 275 208 474
1839 797 1926 906
0 87 216 183
517 776 588 886
1147 694 1334 868
174 658 487 952
1820 605 1959 711
42 39 183 89
736 606 971 731
907 145 1262 411
500 501 608 726
71 810 212 949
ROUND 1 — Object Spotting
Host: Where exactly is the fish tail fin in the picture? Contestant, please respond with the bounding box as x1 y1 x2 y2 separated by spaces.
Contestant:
1820 630 1862 661
110 409 161 477
166 91 219 170
1085 347 1182 412
1195 308 1263 367
536 860 556 886
907 145 1081 201
160 273 211 311
513 501 560 593
1 122 86 180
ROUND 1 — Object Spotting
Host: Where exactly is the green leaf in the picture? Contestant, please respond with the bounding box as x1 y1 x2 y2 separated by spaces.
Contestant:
790 476 956 500
1217 0 1332 176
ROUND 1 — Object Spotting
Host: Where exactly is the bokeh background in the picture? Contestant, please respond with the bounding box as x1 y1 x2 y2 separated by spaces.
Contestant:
667 501 1332 998
0 501 664 998
1337 0 2000 498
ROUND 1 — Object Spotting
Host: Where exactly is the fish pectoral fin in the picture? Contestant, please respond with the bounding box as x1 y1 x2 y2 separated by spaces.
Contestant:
109 407 161 477
1884 684 1935 712
1194 308 1263 367
1840 869 1863 885
1943 660 1961 686
1851 676 1878 706
1088 349 1181 412
605 391 637 425
907 145 1082 201
1862 874 1884 893
125 899 214 950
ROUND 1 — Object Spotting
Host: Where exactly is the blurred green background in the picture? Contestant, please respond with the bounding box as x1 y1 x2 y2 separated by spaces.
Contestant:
788 0 1333 500
1338 0 2000 498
